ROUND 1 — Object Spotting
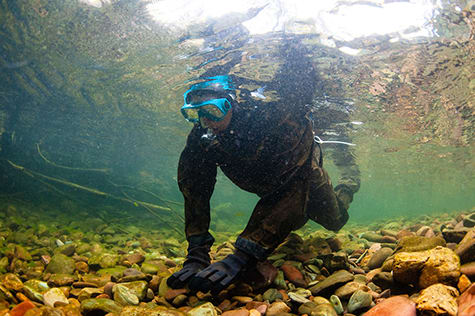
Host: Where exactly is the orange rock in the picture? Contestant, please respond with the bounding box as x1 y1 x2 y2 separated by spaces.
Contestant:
458 283 475 316
15 293 29 302
364 296 416 316
75 261 89 273
255 304 268 315
249 309 261 316
221 309 250 316
397 230 415 240
178 306 192 313
458 274 472 293
68 298 81 307
278 290 288 301
9 301 36 316
245 301 268 311
219 299 232 311
281 263 307 287
165 288 188 301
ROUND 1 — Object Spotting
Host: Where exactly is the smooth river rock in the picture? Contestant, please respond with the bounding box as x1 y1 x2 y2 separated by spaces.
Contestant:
309 270 354 296
364 296 416 316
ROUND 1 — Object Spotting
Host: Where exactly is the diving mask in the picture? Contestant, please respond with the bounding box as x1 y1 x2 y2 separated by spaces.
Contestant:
181 96 232 123
181 75 235 123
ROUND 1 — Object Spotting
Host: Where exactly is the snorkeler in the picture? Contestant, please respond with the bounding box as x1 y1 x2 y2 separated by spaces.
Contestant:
167 41 360 294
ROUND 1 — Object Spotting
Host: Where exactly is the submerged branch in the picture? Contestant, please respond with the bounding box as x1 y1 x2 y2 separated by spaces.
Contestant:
121 190 183 236
107 179 184 211
36 143 111 173
6 160 172 212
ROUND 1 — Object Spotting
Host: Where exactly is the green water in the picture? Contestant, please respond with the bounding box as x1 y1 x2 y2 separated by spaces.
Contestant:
0 0 474 237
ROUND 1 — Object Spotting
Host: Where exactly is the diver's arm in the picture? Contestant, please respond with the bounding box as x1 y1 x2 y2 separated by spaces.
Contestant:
178 126 218 238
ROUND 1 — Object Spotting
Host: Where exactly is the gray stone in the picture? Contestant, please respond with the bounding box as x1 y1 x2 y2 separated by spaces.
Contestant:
118 281 148 300
455 229 475 263
334 281 368 300
347 290 373 313
113 283 139 306
309 270 354 296
55 243 76 256
23 279 50 303
88 253 120 269
329 295 344 315
360 232 385 243
188 302 217 316
367 247 393 270
43 287 69 307
288 292 310 303
311 303 338 316
263 288 283 302
46 254 76 275
80 298 122 315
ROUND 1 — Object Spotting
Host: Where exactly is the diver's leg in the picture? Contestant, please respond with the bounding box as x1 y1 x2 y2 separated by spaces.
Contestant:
306 147 349 232
189 173 310 294
236 175 310 256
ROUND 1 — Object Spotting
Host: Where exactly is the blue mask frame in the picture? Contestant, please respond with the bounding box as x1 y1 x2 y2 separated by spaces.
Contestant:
181 75 235 123
181 97 232 123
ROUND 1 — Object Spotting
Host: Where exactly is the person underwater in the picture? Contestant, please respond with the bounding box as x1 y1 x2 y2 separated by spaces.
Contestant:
167 73 358 294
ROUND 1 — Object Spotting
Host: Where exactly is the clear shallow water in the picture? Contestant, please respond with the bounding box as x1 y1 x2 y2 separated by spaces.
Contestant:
0 0 473 235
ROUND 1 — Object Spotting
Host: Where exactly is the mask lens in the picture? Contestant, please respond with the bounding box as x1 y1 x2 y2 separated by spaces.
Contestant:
200 104 225 119
182 107 200 121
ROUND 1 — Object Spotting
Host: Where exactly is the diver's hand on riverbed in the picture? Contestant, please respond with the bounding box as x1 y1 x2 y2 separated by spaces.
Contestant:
189 250 253 294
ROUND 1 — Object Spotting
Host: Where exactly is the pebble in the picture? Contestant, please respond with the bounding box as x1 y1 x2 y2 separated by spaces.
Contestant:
23 280 49 303
347 289 373 313
113 284 140 305
188 302 217 316
311 303 338 316
458 283 475 316
329 295 344 314
8 300 36 316
222 309 250 316
80 298 122 315
458 274 471 293
266 301 290 316
288 292 310 303
43 288 69 307
455 229 475 263
364 296 416 316
281 263 307 287
392 246 460 288
262 288 282 303
415 283 458 316
309 270 355 296
166 288 188 301
0 274 23 292
367 247 393 270
231 296 253 304
334 281 369 300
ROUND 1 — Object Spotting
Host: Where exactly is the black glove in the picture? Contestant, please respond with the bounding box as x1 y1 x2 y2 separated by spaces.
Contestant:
167 233 214 289
188 249 255 294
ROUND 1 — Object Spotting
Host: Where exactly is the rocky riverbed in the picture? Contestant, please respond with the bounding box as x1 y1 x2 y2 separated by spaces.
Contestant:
0 203 474 316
